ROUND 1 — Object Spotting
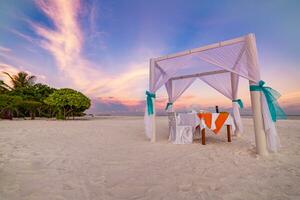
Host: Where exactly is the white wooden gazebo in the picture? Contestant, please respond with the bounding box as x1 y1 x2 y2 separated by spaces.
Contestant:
144 33 286 156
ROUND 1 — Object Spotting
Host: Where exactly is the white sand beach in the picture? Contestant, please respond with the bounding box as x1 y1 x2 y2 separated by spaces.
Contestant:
0 117 299 200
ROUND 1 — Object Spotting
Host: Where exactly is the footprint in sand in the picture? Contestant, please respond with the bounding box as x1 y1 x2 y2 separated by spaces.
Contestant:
62 183 74 190
178 183 193 192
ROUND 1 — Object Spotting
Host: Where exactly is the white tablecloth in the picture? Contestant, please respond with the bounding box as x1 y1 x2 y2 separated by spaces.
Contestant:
178 112 235 133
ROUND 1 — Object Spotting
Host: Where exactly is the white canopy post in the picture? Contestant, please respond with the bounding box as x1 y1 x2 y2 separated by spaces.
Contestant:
150 59 156 142
249 81 268 156
246 34 268 156
150 102 156 143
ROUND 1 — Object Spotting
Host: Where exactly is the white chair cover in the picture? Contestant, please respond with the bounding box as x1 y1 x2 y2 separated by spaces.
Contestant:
168 112 193 144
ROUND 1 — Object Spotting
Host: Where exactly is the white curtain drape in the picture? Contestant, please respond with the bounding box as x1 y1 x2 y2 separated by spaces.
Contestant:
261 95 280 151
144 104 153 139
231 73 243 134
165 77 196 111
199 72 243 135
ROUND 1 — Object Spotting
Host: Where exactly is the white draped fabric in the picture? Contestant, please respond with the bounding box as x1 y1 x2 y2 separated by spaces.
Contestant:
145 33 280 152
144 104 153 139
165 77 196 111
199 72 243 135
261 95 281 152
168 113 194 144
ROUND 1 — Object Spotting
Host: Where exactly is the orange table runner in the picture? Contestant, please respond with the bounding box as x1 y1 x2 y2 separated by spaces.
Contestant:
197 112 229 134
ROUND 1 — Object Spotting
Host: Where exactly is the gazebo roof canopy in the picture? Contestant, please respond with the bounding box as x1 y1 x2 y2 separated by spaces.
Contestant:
149 33 260 94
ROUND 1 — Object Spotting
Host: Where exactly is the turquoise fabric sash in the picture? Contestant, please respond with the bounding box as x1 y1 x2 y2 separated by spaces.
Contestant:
165 102 173 110
249 80 287 122
232 99 244 109
146 91 156 115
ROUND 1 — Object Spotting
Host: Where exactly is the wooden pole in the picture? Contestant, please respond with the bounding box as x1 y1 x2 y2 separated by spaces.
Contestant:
201 128 206 145
249 81 268 156
227 125 231 142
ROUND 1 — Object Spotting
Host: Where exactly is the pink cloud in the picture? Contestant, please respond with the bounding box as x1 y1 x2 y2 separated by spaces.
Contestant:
279 91 300 114
0 46 12 53
0 63 19 74
9 29 36 44
89 96 168 114
0 62 46 86
0 45 47 83
32 0 149 102
0 63 21 86
32 0 96 88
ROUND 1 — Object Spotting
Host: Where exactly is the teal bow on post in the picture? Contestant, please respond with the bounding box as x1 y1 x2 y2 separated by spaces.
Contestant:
232 99 244 109
146 91 156 115
250 80 287 122
165 102 173 110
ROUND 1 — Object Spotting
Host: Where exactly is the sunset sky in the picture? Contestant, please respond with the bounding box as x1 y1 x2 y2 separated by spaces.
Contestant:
0 0 299 114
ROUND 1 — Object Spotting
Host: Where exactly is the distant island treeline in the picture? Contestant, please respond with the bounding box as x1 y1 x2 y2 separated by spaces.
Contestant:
0 71 91 120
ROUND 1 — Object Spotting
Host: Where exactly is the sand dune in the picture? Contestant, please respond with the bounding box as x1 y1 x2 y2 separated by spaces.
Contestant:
0 117 299 200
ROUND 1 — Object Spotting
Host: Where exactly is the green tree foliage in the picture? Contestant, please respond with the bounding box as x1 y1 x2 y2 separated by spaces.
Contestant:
0 71 90 120
44 88 91 119
0 95 22 119
3 71 36 89
18 100 42 120
6 82 56 118
10 83 56 101
31 83 57 101
0 80 11 93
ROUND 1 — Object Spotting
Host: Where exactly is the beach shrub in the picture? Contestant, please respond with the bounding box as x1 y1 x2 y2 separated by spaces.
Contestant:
0 94 22 119
0 80 10 94
10 84 56 118
44 88 91 119
9 83 56 101
18 100 42 120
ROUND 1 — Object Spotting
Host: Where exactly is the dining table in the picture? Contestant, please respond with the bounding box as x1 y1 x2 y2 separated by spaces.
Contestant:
177 112 235 145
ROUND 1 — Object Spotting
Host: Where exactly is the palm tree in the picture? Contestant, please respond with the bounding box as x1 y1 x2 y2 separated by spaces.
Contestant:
3 71 36 89
0 79 11 93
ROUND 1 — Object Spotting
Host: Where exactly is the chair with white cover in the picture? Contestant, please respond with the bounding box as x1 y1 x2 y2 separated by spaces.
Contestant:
168 112 193 144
